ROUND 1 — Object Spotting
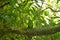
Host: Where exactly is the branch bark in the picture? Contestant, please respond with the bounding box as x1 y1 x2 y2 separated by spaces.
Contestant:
0 25 60 36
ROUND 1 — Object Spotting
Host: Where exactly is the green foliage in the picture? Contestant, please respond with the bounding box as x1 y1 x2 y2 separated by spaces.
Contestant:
0 0 60 40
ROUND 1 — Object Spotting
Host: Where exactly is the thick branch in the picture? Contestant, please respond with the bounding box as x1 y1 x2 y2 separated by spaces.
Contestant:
0 25 60 36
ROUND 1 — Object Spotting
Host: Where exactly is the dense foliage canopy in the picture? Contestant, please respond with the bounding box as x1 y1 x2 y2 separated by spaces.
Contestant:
0 0 60 40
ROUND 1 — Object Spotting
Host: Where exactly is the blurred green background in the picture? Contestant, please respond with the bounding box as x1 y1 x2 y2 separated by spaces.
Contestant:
0 0 60 40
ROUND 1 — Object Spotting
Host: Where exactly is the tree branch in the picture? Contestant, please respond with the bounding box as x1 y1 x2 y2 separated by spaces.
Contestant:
49 7 60 12
42 7 60 12
0 25 60 36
